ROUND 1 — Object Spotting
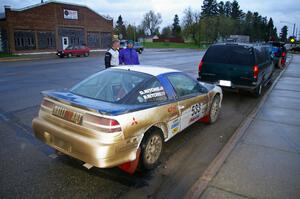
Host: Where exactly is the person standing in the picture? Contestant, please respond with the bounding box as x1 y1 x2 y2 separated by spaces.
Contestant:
105 39 120 68
119 40 140 65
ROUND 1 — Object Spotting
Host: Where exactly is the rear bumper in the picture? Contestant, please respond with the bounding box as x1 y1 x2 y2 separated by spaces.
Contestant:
32 117 139 168
198 76 258 91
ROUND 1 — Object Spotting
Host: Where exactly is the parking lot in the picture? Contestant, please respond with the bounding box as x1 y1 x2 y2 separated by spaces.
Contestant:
0 49 285 198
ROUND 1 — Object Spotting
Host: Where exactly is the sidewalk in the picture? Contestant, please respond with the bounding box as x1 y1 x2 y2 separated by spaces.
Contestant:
194 55 300 199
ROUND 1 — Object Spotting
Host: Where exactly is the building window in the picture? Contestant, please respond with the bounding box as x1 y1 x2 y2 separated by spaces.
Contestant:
14 30 36 50
87 32 100 48
38 31 56 49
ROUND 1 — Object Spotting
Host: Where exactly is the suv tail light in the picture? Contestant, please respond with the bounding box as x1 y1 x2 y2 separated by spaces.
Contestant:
84 114 121 133
198 60 204 73
253 65 259 79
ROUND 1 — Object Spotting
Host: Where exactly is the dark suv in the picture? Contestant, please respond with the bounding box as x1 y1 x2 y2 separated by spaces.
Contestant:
198 43 274 97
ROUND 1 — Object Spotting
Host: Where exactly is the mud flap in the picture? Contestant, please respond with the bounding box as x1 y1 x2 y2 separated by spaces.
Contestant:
118 148 141 174
199 115 210 123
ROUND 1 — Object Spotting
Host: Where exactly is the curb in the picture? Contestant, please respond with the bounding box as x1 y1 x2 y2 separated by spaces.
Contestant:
184 56 292 199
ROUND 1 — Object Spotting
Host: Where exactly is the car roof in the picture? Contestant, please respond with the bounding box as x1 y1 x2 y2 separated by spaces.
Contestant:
114 65 179 76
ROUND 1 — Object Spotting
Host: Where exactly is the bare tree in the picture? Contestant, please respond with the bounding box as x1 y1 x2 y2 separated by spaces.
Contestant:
142 10 162 36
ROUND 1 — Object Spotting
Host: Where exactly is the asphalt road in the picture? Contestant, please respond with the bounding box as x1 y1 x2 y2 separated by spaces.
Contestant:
0 49 282 199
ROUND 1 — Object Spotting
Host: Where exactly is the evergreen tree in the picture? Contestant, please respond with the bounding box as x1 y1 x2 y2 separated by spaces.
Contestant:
201 0 218 17
172 14 182 37
115 15 127 39
230 0 244 20
280 26 288 42
218 1 225 15
224 1 232 17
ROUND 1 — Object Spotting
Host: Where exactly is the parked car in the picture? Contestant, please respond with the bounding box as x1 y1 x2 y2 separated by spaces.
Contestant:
198 43 273 97
119 40 144 54
268 41 287 68
57 45 90 58
32 66 222 173
134 42 144 54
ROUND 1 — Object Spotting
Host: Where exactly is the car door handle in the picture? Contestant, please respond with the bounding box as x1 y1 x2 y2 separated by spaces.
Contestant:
179 105 185 110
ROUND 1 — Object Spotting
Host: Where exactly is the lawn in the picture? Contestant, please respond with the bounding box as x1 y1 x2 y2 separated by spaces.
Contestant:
0 53 19 58
143 42 208 49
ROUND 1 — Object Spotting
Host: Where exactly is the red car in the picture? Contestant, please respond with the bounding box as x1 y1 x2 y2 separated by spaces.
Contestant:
57 45 90 58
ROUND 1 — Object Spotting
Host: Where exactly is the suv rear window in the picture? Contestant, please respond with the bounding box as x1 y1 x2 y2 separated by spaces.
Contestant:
203 45 254 66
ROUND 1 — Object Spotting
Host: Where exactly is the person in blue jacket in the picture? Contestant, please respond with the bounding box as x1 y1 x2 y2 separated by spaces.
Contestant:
119 40 140 65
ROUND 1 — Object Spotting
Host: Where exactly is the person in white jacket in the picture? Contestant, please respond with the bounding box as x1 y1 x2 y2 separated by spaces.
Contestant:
105 39 120 68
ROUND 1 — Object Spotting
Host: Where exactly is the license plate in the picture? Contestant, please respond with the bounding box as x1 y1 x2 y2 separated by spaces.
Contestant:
219 80 232 87
52 106 83 125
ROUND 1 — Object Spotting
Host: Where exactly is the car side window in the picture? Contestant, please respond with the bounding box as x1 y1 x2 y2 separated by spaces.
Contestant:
131 78 167 104
167 73 203 98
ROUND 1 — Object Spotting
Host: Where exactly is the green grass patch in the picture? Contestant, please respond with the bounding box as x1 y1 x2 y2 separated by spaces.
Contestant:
0 53 20 58
143 42 208 49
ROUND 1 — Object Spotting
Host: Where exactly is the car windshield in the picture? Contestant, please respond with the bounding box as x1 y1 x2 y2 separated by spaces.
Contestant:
70 69 152 103
203 45 254 65
66 45 74 50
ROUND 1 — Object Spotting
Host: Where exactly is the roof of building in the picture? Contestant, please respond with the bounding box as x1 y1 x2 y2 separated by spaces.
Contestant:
4 0 112 21
115 65 179 76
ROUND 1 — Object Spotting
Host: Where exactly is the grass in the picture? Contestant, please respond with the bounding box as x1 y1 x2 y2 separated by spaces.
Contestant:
143 42 208 49
0 53 20 58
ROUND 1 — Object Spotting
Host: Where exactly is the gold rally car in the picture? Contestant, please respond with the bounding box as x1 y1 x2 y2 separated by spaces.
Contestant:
32 66 222 173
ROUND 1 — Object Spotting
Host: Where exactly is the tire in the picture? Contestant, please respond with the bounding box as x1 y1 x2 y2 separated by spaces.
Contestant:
67 53 72 58
140 130 163 170
253 83 262 97
209 95 221 124
84 52 89 57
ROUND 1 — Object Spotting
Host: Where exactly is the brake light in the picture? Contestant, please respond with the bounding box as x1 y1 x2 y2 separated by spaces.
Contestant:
282 52 286 57
84 114 121 133
198 60 204 73
41 99 55 109
253 65 259 79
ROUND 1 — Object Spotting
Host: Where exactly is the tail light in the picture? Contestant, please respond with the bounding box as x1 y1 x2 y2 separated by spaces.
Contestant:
253 65 259 79
282 52 286 57
198 60 204 73
41 99 55 109
84 114 121 133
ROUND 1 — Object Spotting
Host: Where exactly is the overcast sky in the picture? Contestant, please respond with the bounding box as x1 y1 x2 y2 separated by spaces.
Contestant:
1 0 300 37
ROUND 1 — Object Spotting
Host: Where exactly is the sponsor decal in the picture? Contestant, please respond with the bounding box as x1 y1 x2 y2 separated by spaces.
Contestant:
189 103 207 123
139 87 166 100
168 105 177 113
131 117 138 126
170 118 179 134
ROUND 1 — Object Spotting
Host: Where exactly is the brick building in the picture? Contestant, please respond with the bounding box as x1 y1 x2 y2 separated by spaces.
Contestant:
0 1 113 53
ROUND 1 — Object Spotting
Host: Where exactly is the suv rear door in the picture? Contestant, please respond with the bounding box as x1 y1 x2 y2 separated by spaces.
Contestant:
200 45 255 87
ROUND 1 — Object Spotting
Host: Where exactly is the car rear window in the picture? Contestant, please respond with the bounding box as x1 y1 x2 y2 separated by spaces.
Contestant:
70 69 152 103
203 45 254 66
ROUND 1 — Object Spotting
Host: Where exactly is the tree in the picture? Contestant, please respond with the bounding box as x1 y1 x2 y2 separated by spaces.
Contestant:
182 7 201 43
115 15 126 39
267 18 277 41
280 26 288 42
141 10 162 36
230 0 244 20
224 1 232 17
161 26 172 38
172 14 181 37
201 0 218 17
218 1 225 15
126 24 135 41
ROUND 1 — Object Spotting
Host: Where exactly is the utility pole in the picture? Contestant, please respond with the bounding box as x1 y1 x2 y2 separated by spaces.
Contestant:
293 23 295 36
